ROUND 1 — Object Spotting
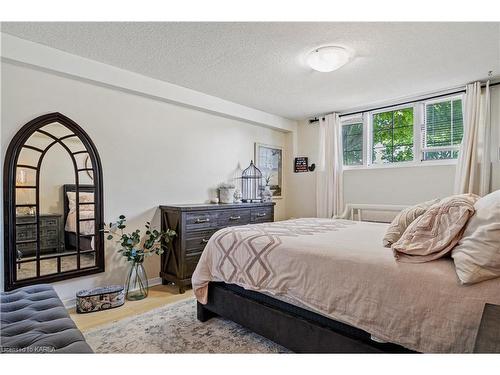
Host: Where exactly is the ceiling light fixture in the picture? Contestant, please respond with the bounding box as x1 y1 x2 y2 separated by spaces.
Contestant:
306 46 351 73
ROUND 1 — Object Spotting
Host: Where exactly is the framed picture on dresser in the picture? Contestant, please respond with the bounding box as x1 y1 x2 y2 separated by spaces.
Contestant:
254 142 283 199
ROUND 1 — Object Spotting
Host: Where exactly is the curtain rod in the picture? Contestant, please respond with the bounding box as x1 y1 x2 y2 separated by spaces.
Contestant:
309 81 500 123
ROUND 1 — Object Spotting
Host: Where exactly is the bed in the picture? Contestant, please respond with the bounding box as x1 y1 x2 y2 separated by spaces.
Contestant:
63 184 95 251
192 205 500 353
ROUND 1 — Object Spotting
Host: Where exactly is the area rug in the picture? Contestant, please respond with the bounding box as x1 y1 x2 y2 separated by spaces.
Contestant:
83 298 290 353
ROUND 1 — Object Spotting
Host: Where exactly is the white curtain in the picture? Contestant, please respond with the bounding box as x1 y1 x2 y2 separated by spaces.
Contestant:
316 113 343 218
454 81 491 195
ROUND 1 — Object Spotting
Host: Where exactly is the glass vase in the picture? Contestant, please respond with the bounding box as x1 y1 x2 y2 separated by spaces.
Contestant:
125 261 149 301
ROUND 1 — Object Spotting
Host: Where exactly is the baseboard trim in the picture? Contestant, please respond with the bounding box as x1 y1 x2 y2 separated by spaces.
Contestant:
62 276 164 309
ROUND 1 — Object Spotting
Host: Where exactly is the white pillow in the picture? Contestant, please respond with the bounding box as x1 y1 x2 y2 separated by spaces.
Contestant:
67 191 94 212
451 190 500 284
382 198 440 247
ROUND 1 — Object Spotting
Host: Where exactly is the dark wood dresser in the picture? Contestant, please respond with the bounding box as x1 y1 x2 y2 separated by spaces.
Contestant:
159 202 275 293
16 214 63 257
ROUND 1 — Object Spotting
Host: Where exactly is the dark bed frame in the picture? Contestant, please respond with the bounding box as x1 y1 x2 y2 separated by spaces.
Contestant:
63 184 94 251
197 282 415 353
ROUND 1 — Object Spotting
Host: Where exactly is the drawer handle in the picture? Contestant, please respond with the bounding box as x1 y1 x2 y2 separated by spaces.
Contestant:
195 218 210 223
201 238 209 244
256 212 267 217
229 216 241 220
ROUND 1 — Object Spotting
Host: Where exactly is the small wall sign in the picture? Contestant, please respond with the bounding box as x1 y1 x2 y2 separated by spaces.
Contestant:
294 157 309 173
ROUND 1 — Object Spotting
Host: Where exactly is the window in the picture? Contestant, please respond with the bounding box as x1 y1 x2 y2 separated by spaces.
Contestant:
422 97 463 160
371 107 414 164
342 122 363 166
339 94 464 168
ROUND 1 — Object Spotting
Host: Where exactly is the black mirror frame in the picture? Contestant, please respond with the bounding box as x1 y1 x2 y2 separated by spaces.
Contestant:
3 112 104 290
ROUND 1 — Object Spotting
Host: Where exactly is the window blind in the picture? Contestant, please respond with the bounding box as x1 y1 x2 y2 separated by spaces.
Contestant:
423 98 463 160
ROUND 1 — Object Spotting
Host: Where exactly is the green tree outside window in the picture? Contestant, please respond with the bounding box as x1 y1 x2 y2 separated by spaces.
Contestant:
372 107 414 164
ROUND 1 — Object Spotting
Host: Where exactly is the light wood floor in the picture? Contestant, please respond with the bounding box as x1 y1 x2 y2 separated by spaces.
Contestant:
68 284 194 331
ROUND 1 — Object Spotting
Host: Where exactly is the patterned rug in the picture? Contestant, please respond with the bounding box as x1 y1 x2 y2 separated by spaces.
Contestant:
83 298 290 353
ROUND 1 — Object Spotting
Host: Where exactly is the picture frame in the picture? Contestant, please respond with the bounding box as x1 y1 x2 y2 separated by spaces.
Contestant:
254 142 283 199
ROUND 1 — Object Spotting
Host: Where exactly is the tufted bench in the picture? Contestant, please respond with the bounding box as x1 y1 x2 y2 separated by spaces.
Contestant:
1 284 93 353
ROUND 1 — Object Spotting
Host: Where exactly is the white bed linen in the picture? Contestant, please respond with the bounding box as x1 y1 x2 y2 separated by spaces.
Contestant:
192 218 500 353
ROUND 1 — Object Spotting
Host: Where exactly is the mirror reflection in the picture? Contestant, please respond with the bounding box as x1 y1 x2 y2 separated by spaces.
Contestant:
15 122 97 280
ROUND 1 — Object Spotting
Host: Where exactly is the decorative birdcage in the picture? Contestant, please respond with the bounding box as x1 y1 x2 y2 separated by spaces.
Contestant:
240 160 262 203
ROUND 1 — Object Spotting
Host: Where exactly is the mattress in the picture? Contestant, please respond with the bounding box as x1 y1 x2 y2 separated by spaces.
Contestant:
192 218 500 353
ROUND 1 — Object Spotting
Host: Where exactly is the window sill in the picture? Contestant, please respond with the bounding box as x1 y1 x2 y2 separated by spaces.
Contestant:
343 159 457 171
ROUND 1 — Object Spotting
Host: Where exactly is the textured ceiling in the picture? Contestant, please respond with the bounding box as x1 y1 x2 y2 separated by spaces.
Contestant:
2 22 499 119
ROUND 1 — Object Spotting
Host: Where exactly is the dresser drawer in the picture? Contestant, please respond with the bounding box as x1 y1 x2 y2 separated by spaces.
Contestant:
41 227 58 239
16 242 36 255
41 236 59 249
183 251 203 277
218 209 251 227
185 211 218 231
41 217 59 228
185 229 216 254
16 216 37 224
251 207 274 222
16 225 36 241
16 226 60 241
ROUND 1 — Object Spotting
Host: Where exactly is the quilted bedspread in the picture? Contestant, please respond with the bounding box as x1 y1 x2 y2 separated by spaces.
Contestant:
192 218 500 353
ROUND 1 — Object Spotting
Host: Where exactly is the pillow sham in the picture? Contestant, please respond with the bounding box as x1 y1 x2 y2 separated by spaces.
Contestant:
392 194 479 263
382 198 440 247
67 191 94 212
451 190 500 284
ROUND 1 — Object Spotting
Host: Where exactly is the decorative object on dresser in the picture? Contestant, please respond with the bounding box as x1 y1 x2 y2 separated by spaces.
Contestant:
76 285 125 313
218 182 236 204
16 214 63 259
106 215 176 300
240 161 263 202
255 143 283 199
233 188 242 203
159 202 275 293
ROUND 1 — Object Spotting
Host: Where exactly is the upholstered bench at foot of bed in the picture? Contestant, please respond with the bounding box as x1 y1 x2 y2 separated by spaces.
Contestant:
1 284 93 353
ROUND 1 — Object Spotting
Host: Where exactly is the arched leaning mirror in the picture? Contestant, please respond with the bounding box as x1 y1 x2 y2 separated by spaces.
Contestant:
3 113 104 290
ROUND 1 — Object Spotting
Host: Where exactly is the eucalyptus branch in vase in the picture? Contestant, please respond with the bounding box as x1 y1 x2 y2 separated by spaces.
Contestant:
105 215 176 264
104 215 176 300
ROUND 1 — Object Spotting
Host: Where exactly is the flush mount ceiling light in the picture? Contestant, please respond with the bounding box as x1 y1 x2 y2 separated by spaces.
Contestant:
306 46 351 72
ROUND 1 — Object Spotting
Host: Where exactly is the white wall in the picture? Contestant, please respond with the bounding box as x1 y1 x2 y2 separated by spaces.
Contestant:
342 165 456 205
285 122 317 218
1 61 290 303
1 33 297 133
287 85 500 218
